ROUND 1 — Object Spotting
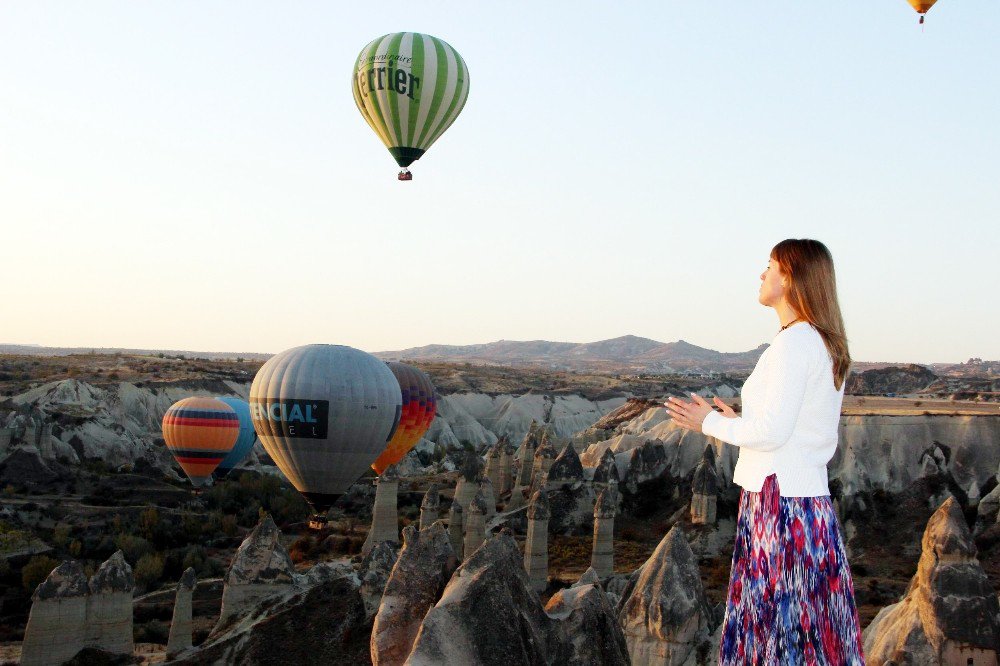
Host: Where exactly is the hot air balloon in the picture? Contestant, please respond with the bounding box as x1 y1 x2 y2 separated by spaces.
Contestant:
352 32 470 181
906 0 937 24
211 397 257 480
249 345 402 524
371 362 437 475
162 397 240 487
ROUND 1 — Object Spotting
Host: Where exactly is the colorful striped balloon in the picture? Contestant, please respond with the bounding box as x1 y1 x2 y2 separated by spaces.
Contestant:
352 32 470 174
162 397 240 487
372 362 437 475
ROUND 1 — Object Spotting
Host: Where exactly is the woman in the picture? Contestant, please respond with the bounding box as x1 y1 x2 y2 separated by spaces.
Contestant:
666 239 864 665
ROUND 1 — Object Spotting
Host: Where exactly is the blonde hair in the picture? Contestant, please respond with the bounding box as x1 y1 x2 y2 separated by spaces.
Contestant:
771 239 851 389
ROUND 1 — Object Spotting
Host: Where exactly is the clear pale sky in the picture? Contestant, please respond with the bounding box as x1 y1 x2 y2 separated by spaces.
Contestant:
2 2 997 363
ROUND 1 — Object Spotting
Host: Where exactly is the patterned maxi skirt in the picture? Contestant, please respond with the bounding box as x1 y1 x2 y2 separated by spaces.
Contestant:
719 473 865 665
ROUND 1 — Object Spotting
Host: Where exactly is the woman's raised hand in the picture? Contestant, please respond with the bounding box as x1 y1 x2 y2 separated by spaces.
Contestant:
712 396 736 418
664 393 714 433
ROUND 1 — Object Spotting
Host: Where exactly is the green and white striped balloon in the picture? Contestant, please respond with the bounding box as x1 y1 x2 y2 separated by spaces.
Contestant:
352 32 470 172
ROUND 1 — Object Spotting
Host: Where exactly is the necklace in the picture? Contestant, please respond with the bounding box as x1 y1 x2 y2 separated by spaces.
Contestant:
779 317 802 332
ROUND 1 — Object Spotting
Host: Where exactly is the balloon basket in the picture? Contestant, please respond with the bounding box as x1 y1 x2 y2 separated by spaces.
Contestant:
308 514 329 530
397 170 413 181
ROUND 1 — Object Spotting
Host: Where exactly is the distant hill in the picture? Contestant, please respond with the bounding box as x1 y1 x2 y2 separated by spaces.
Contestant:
375 335 769 374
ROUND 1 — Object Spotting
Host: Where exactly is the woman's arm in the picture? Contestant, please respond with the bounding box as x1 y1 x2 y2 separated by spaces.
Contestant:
701 335 811 452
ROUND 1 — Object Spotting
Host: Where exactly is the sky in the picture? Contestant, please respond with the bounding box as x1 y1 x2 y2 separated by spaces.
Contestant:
1 2 997 363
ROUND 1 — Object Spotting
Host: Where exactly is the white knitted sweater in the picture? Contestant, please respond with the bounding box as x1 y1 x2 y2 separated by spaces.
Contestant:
702 323 844 497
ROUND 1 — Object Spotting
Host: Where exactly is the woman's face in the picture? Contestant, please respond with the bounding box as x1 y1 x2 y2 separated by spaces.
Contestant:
759 257 787 307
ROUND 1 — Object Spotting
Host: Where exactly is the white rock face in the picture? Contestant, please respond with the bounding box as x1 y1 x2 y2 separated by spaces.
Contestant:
167 567 197 657
86 550 134 655
591 488 616 578
425 393 625 451
618 526 716 666
363 466 400 557
524 490 550 593
462 493 488 559
371 523 457 666
583 407 1000 500
544 583 630 665
359 541 400 620
215 514 298 631
21 560 89 666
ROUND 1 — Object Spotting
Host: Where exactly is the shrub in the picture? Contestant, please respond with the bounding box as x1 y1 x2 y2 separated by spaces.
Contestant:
134 619 169 644
52 523 72 548
181 545 208 574
134 552 165 589
22 555 60 592
221 514 238 538
289 536 316 564
114 534 153 562
138 507 160 541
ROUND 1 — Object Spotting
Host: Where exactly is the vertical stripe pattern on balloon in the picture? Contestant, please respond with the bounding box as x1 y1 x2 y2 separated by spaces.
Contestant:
352 32 469 168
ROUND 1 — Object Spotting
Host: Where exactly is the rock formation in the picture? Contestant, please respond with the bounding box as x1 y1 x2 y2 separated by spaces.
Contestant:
166 567 197 657
404 529 566 665
484 441 502 491
506 484 527 511
85 550 134 655
591 487 616 578
498 436 515 495
359 540 400 619
547 441 585 488
371 523 457 666
621 439 670 493
593 447 621 485
463 491 488 559
618 525 716 665
215 514 297 630
446 500 464 559
863 496 1000 665
419 484 440 530
516 421 539 487
544 583 631 665
574 566 602 588
21 560 89 666
453 451 484 513
479 477 497 522
405 528 630 665
525 489 550 592
363 464 400 557
691 444 719 525
178 567 369 665
530 438 559 493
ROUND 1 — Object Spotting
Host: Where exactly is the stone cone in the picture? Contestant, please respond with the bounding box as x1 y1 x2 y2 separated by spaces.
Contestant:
864 496 1000 664
167 567 197 657
371 523 457 666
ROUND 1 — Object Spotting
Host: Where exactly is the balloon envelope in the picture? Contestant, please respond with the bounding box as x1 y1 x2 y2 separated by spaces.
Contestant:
249 344 402 512
212 397 257 480
352 32 470 169
162 397 240 487
906 0 936 14
372 362 437 475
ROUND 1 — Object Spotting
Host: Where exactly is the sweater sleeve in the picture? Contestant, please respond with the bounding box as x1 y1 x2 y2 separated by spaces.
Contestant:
702 333 811 452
